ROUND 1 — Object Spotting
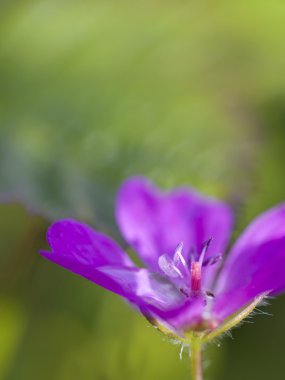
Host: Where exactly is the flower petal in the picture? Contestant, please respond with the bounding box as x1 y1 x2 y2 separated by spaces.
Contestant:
40 219 186 317
40 247 185 314
98 267 204 333
116 177 233 286
45 219 134 267
41 242 208 333
98 266 184 311
214 203 285 319
152 297 206 333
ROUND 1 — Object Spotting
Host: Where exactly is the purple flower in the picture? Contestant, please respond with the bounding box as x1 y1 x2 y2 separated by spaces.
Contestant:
40 177 285 338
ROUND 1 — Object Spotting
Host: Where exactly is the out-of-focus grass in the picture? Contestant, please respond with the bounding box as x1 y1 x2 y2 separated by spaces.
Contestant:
0 298 25 380
1 1 285 379
0 0 266 225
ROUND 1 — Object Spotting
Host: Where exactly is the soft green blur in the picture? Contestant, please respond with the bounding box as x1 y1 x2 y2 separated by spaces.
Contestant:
1 1 285 379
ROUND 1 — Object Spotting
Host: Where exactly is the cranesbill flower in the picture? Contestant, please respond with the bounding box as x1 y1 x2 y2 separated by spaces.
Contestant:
40 177 285 379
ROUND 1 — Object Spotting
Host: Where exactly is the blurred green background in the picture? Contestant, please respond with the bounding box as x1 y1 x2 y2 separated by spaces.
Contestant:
1 1 285 379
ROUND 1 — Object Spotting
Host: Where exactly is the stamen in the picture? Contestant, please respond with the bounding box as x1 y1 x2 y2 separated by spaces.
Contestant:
180 287 190 297
173 242 187 268
203 255 222 267
205 290 215 298
173 242 191 281
198 237 213 264
158 254 183 278
158 238 218 301
202 291 216 327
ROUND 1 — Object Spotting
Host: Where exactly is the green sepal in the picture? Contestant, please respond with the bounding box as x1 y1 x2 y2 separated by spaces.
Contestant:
200 292 269 344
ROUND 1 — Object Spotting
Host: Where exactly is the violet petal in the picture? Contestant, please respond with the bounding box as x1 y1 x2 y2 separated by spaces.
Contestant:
41 249 185 315
46 219 134 267
152 297 206 332
214 203 285 319
116 176 233 287
40 219 187 321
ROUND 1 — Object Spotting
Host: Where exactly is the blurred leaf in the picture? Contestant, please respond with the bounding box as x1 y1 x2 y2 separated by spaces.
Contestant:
0 0 264 234
0 298 26 380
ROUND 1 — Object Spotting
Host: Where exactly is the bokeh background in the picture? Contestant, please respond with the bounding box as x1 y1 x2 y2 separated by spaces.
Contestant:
1 1 285 379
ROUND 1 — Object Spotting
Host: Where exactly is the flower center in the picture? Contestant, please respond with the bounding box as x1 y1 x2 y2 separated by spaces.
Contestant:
158 238 219 296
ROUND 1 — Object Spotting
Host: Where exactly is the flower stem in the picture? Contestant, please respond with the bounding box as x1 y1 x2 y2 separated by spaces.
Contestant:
190 342 203 380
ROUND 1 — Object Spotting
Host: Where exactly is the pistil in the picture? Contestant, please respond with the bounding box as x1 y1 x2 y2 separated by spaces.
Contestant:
191 261 202 292
158 238 214 297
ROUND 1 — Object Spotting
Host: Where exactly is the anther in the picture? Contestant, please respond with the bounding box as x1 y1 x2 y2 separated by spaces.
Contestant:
206 290 215 298
158 254 183 278
203 255 222 267
174 242 187 268
199 237 213 264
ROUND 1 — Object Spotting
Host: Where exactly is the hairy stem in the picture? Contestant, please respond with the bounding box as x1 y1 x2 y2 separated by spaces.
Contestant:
190 343 203 380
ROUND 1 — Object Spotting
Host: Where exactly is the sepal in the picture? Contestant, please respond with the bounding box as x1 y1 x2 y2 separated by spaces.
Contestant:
201 293 269 343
